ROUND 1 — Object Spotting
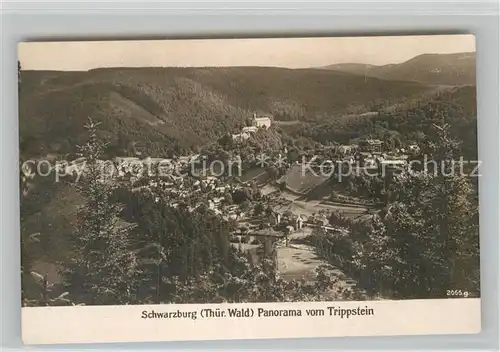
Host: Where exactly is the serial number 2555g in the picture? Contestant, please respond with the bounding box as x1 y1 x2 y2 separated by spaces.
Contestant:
447 290 469 298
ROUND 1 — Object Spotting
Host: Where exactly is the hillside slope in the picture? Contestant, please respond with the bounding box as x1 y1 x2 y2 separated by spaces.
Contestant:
319 52 476 85
291 85 477 159
19 66 436 158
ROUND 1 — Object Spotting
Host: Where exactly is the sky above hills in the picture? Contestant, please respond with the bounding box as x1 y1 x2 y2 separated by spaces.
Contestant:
18 34 475 71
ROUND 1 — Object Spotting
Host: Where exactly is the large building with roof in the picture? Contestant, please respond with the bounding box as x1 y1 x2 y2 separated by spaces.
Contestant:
252 113 272 129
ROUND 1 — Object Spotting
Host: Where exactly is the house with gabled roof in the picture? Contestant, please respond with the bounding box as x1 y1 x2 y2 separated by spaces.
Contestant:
252 112 272 129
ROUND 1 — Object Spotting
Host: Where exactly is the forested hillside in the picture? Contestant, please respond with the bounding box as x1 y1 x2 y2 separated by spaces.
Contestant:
282 86 477 159
19 66 435 159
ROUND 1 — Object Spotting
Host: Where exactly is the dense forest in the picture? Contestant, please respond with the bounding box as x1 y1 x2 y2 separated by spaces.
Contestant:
19 66 435 158
284 86 477 159
312 116 480 298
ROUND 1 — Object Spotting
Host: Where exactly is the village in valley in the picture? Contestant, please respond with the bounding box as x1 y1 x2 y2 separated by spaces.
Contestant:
54 112 420 298
19 37 480 307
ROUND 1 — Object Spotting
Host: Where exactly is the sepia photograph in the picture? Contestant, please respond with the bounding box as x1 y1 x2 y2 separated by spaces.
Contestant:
18 34 481 343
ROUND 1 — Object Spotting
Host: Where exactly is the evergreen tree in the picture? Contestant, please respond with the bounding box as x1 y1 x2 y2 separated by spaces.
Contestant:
61 118 141 305
422 119 479 294
377 118 479 297
322 111 480 299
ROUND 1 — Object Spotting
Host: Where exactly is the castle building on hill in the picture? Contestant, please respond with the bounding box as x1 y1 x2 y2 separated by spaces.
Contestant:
252 112 272 129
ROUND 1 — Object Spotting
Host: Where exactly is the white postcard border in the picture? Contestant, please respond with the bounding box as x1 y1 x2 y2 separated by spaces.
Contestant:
22 298 481 345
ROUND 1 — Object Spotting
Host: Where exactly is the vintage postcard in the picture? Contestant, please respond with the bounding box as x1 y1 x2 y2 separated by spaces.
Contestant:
19 34 480 345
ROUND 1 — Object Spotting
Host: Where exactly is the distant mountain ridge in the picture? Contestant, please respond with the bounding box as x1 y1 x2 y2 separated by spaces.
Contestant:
318 52 476 85
19 66 437 158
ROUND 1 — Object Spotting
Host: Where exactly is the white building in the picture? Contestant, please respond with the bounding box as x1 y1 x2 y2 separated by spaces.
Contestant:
232 132 250 142
242 126 258 134
338 145 352 154
268 211 281 226
364 157 377 168
408 144 420 153
380 159 407 167
294 215 304 230
252 113 272 129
